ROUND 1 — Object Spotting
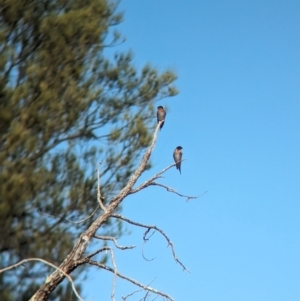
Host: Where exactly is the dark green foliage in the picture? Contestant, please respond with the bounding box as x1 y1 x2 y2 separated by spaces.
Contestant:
0 0 177 299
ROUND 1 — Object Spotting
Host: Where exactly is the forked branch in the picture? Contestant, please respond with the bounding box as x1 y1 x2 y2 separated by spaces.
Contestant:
129 162 180 194
111 214 190 272
129 160 200 202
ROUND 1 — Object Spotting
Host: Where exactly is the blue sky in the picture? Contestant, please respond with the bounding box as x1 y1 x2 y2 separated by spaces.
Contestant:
84 1 300 300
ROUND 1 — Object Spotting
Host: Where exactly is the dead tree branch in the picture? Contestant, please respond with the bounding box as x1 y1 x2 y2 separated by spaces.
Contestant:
29 122 162 301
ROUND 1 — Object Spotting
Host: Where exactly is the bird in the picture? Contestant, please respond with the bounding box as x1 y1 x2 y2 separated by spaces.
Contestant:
157 106 166 130
173 146 183 174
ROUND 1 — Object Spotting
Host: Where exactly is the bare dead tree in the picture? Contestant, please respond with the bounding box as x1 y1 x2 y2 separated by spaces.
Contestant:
0 121 200 301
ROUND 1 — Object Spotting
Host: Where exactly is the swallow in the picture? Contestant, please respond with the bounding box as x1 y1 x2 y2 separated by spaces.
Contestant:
157 106 166 130
173 146 183 174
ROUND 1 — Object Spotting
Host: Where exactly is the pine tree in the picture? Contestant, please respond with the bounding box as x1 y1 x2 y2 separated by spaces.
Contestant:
0 0 177 299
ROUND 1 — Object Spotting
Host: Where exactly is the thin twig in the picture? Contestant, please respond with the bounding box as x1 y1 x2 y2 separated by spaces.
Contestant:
94 235 136 250
98 161 107 211
143 228 155 242
0 258 83 301
139 291 150 301
122 288 145 301
150 294 159 301
149 182 206 202
110 247 118 301
111 214 190 272
85 246 117 301
37 206 99 225
142 230 156 261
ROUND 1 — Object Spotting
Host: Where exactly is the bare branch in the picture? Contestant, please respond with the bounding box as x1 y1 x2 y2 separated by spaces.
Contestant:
111 214 190 272
0 258 83 301
86 246 112 259
94 235 136 250
37 206 99 224
129 162 180 195
148 182 205 202
86 259 175 301
129 159 201 202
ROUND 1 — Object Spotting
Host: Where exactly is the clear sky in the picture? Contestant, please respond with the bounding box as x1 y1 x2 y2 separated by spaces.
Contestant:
84 1 300 300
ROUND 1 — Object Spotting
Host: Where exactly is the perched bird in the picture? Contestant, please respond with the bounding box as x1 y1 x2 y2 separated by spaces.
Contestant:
157 106 166 130
173 146 183 174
